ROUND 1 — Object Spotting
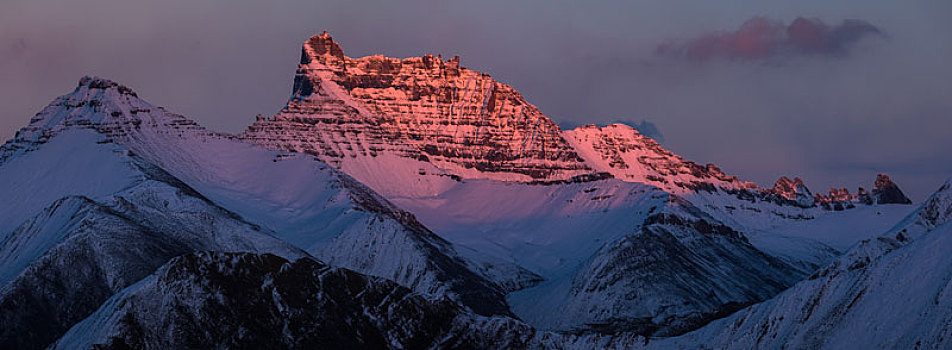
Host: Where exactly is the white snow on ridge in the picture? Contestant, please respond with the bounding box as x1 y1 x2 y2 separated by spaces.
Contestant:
392 178 665 277
0 77 517 315
0 129 143 236
744 204 914 272
751 203 914 252
625 180 952 350
653 223 952 349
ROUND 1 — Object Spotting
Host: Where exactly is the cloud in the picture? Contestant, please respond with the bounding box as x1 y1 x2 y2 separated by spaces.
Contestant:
657 16 883 62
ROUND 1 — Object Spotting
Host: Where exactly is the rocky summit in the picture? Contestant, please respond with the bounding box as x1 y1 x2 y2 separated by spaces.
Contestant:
242 31 590 182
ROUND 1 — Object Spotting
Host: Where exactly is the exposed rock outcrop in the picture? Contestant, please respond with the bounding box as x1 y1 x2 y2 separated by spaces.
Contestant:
872 173 912 204
243 32 591 181
767 176 815 207
813 173 913 210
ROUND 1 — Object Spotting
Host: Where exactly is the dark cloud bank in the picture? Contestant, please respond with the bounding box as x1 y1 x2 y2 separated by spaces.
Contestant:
657 17 883 61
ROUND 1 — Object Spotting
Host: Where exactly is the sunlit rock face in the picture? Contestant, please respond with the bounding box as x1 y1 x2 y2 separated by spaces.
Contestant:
242 32 590 181
766 176 815 207
563 124 756 193
241 32 915 205
241 33 775 198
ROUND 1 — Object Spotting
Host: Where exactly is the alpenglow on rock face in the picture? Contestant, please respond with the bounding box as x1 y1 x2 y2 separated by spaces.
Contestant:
242 31 591 181
241 32 789 199
766 176 815 207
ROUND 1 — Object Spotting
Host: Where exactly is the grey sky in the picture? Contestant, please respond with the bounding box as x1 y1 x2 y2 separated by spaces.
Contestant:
1 0 950 200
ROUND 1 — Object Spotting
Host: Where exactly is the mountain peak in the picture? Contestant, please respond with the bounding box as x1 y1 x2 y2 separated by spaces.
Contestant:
302 31 345 64
0 76 209 164
873 173 912 204
771 176 804 191
246 33 592 184
562 122 755 192
76 76 138 97
768 176 814 207
14 76 153 138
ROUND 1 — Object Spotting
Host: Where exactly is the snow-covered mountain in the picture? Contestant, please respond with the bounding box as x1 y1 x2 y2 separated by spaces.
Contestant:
242 32 591 190
508 193 803 336
235 32 918 336
0 76 533 348
561 124 753 193
766 176 815 207
0 32 934 349
50 176 952 349
628 179 952 349
240 33 765 198
0 127 305 349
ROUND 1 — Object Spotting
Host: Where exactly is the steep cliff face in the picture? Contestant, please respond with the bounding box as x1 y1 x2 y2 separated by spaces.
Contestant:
242 32 591 187
240 32 914 210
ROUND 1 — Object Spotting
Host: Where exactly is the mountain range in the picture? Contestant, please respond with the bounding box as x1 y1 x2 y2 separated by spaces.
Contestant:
1 32 942 349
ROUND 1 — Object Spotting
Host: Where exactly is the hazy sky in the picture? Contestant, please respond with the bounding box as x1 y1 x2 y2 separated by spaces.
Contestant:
2 0 950 200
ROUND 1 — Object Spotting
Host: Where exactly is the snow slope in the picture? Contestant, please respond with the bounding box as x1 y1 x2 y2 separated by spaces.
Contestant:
0 76 517 317
388 176 803 335
0 130 142 236
635 179 952 349
745 203 914 273
508 193 801 335
393 178 664 276
0 129 303 349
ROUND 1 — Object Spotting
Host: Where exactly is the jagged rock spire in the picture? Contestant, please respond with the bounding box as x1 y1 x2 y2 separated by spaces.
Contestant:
302 31 345 64
769 176 814 207
873 173 912 204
